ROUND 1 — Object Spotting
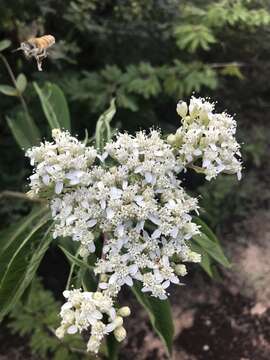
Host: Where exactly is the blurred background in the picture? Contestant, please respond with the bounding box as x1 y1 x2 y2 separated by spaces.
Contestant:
0 0 270 359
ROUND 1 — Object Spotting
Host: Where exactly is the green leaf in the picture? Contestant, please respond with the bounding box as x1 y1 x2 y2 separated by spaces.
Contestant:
193 216 219 244
16 74 27 93
6 111 41 149
0 39 11 52
189 241 213 277
95 98 116 150
131 282 174 355
0 215 52 321
192 233 231 268
33 82 71 131
58 245 93 271
0 206 48 257
0 84 18 96
220 64 244 80
106 333 119 360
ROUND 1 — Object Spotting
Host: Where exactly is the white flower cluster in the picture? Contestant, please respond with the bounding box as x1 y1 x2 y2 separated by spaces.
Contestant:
168 96 242 180
44 130 201 300
26 97 242 353
26 129 97 196
55 289 130 353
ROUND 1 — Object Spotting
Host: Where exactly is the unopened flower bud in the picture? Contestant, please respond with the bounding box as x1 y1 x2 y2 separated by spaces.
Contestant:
188 251 201 263
100 274 108 282
93 291 103 301
79 246 89 258
176 101 188 118
174 264 187 276
189 104 199 118
55 326 65 339
113 316 123 328
114 326 127 342
167 134 176 145
199 109 209 123
87 336 99 353
52 128 61 138
118 306 131 317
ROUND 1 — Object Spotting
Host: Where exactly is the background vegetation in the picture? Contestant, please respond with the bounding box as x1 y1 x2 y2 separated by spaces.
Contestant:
1 0 270 358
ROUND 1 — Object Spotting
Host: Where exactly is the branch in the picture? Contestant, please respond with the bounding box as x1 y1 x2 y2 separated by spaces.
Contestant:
0 53 31 119
0 190 45 203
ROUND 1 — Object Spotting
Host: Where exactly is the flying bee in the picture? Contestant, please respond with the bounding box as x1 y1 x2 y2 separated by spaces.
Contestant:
14 35 55 71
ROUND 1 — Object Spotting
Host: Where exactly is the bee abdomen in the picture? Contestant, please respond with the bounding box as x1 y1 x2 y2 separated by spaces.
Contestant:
29 35 55 49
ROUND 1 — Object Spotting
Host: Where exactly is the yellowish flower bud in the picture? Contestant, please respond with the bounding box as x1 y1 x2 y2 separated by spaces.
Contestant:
114 326 127 342
52 128 61 138
174 264 187 276
118 306 131 317
113 316 123 328
55 326 65 339
188 251 201 263
79 246 89 258
93 291 103 301
100 274 108 282
176 101 188 118
87 335 99 353
167 134 176 145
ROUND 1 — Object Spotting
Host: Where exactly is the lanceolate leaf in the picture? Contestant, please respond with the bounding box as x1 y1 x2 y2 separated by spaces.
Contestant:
106 333 119 360
33 82 71 131
6 111 41 149
95 98 116 150
189 241 213 277
131 282 174 355
58 245 93 271
192 233 230 268
16 73 27 93
193 216 219 244
0 39 11 52
0 84 18 96
0 212 52 321
191 216 231 275
0 205 48 256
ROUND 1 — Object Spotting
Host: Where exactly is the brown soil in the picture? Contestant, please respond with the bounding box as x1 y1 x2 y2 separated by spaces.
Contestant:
120 210 270 360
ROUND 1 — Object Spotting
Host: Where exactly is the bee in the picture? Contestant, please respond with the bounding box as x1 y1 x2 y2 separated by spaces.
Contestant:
14 35 55 71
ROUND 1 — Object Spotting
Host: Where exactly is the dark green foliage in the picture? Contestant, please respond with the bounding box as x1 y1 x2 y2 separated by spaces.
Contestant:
9 278 94 359
0 0 270 357
131 282 174 356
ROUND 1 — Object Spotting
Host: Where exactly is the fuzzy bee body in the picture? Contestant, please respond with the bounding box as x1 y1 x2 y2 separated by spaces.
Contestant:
16 35 55 71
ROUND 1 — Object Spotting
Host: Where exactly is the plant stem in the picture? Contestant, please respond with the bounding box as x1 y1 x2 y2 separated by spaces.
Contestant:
0 190 45 203
0 53 30 119
66 247 81 290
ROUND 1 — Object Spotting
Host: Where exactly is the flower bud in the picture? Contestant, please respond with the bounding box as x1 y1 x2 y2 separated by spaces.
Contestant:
79 246 89 258
113 316 123 328
114 326 127 342
167 134 176 145
199 109 209 123
55 326 65 339
52 128 61 139
189 103 199 118
174 264 187 276
100 274 108 282
87 335 100 353
93 291 103 301
118 306 131 317
188 251 201 263
176 101 188 118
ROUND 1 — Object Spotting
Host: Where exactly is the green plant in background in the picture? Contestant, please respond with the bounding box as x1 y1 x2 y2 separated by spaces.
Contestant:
0 39 70 150
58 0 270 115
9 278 95 360
0 0 269 358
